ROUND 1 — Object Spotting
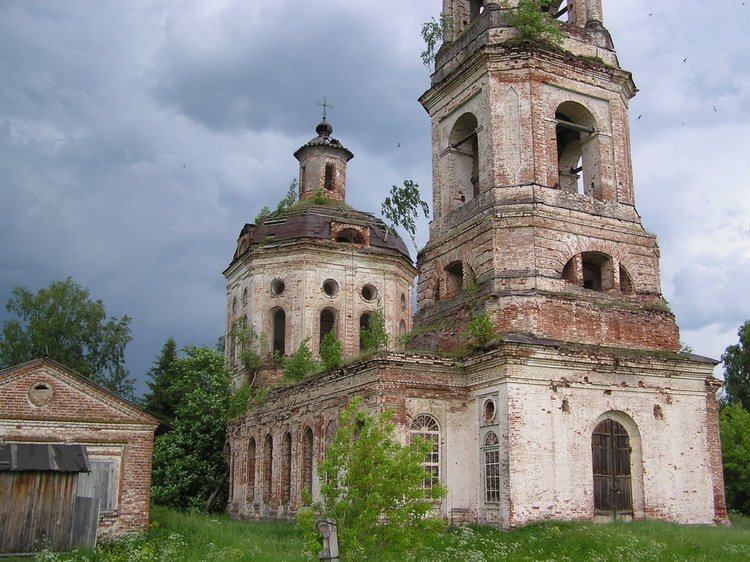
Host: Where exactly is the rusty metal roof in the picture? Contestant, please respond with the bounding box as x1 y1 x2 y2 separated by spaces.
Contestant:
233 205 411 263
0 443 90 473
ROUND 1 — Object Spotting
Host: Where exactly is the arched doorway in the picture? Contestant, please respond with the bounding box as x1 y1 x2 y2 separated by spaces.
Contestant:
592 419 633 520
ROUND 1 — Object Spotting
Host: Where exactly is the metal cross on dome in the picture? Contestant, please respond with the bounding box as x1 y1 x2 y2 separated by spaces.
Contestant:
317 97 333 120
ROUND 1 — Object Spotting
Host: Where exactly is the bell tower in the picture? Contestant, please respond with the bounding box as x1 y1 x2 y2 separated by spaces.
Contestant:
414 1 680 351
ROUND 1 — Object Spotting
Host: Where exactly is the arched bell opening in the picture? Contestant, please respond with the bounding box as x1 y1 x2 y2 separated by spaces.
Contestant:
448 113 480 207
555 101 600 200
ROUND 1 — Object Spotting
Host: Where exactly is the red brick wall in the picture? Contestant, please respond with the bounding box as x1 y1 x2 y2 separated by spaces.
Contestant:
0 361 158 538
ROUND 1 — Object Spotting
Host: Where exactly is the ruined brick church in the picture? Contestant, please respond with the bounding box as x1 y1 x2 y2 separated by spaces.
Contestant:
225 0 727 528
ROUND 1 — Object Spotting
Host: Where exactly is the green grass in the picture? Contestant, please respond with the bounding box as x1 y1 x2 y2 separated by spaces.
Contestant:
31 506 306 562
426 517 750 562
28 510 750 562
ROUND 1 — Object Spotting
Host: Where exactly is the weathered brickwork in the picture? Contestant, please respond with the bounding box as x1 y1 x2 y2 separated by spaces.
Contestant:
224 122 415 389
226 0 727 530
0 359 160 539
228 343 727 528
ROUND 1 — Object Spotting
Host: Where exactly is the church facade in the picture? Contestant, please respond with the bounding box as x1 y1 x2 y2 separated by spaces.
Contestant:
225 0 727 529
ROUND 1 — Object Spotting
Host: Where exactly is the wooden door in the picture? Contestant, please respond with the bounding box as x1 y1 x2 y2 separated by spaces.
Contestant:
592 419 633 519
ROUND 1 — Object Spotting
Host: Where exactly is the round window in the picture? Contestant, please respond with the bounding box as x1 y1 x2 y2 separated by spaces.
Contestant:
271 279 285 295
29 382 54 407
361 284 378 302
322 279 339 297
483 398 496 423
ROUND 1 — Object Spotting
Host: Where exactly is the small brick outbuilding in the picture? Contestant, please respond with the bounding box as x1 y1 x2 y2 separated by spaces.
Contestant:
0 358 160 552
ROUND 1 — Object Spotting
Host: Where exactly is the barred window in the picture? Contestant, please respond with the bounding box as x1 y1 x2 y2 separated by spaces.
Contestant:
410 414 440 490
483 431 500 503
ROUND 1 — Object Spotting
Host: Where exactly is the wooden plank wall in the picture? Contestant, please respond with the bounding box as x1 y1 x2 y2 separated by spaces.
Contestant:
0 472 78 554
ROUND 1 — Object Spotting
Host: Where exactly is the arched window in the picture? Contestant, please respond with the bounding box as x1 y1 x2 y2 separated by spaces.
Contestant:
619 264 634 294
242 288 248 306
247 438 256 501
542 0 571 21
228 444 235 502
272 308 286 355
281 432 292 504
324 163 335 191
445 261 464 299
561 252 615 292
336 228 363 244
324 420 338 487
592 419 633 518
409 414 440 490
319 308 337 352
301 427 314 500
555 102 599 199
583 252 613 291
359 312 372 351
325 420 337 454
469 0 484 21
449 113 480 206
483 431 500 503
263 434 273 504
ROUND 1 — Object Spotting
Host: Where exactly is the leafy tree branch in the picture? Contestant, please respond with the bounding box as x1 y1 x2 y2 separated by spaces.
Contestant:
381 180 430 251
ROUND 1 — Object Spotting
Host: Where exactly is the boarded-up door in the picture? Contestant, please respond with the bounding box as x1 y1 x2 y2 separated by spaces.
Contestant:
592 419 633 519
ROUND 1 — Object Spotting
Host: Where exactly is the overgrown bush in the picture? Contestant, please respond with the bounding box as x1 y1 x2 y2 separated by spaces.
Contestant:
320 330 343 370
506 0 564 46
467 309 495 348
360 307 389 352
298 397 446 560
283 338 319 382
721 402 750 514
151 346 231 511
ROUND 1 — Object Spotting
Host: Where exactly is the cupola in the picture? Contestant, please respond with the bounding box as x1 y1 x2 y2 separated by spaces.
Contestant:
293 118 354 203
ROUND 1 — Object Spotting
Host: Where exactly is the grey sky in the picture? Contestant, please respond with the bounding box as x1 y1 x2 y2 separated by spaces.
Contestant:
1 0 749 395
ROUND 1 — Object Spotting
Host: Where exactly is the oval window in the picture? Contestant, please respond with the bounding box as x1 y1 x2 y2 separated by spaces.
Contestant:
361 284 378 302
322 279 339 297
271 279 286 295
483 398 496 423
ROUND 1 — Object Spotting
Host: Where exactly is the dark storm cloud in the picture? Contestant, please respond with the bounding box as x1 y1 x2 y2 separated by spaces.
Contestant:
0 0 438 394
1 0 749 395
152 1 431 156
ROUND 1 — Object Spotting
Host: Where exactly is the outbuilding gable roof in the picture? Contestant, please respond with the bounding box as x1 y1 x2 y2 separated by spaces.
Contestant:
0 358 161 428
